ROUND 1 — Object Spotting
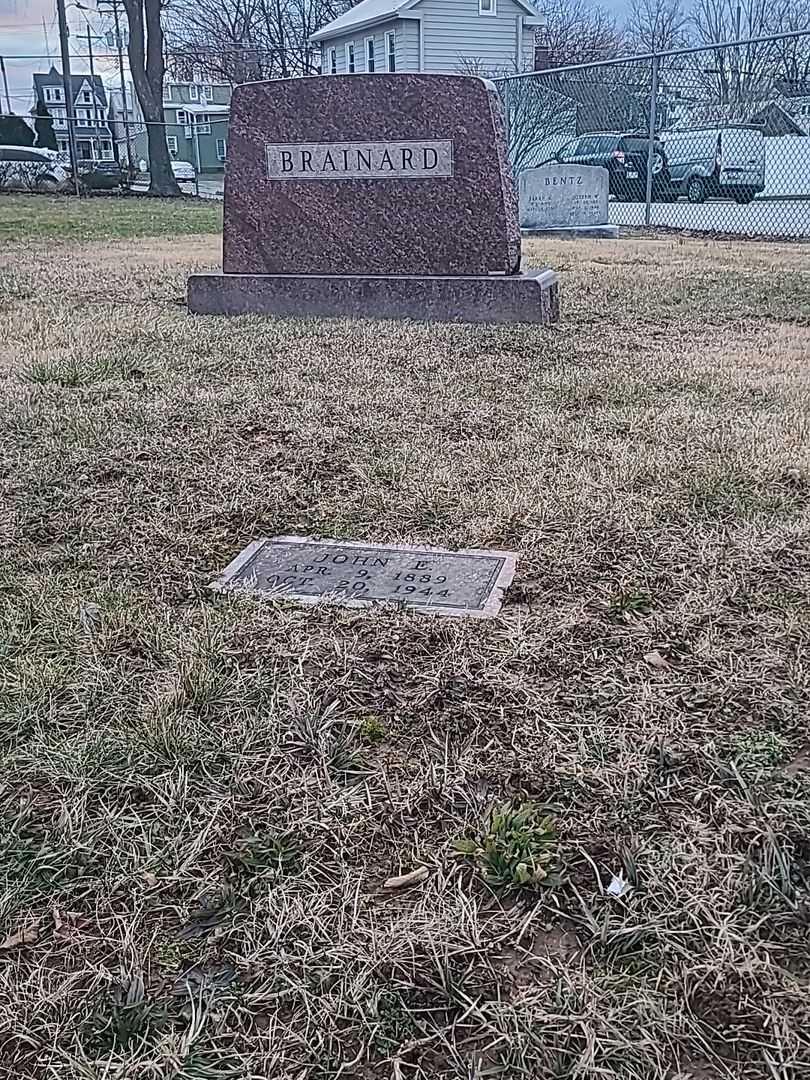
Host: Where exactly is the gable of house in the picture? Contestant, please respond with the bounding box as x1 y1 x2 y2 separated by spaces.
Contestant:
314 0 540 75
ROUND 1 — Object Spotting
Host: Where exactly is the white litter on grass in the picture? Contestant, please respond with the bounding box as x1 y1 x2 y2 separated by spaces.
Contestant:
606 873 632 898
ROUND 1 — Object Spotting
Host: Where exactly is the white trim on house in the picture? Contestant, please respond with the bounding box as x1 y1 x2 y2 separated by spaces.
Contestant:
216 138 227 161
345 41 356 73
479 0 497 14
166 134 178 155
365 35 376 71
385 30 396 71
44 86 64 103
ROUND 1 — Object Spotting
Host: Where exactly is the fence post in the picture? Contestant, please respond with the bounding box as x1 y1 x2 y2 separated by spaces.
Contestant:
644 53 659 228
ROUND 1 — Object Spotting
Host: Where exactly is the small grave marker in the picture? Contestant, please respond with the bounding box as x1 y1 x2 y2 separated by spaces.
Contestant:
519 164 618 238
211 537 517 618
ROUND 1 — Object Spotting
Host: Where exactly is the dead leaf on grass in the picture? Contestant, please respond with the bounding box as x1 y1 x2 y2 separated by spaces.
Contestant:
383 866 429 890
52 909 90 939
644 650 671 670
0 925 38 951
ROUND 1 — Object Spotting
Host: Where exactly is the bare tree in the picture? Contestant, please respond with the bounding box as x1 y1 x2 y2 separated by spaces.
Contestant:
498 76 578 171
770 0 810 85
690 0 797 104
167 0 352 82
626 0 690 53
534 0 624 68
166 0 268 83
122 0 180 195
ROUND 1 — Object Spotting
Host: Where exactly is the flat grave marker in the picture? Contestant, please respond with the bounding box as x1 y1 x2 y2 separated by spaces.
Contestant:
211 536 517 618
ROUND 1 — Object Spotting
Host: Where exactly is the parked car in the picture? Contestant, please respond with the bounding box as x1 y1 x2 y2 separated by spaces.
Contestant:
0 145 69 192
73 159 127 191
659 125 765 204
171 160 196 183
550 132 669 200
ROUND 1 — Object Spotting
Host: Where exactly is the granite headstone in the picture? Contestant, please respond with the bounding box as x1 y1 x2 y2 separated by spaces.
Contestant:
519 164 618 239
189 74 560 324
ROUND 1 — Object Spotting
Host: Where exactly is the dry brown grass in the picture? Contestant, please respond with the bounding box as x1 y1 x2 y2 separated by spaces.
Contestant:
1 199 809 1080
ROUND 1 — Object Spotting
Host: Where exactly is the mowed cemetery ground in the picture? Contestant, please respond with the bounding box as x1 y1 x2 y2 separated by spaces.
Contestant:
1 193 809 1080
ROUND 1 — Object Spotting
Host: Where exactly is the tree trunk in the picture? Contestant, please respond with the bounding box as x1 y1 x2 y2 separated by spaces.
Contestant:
123 0 181 196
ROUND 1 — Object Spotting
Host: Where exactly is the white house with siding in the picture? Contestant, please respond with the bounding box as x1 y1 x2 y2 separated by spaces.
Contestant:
311 0 542 78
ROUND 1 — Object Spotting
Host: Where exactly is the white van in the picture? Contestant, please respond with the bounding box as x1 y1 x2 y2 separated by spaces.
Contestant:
660 125 765 204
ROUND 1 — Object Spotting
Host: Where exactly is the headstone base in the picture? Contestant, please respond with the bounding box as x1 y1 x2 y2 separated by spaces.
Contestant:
522 225 619 240
188 270 559 325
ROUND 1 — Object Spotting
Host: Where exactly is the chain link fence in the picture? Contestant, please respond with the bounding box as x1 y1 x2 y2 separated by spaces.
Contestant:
0 112 229 198
497 31 810 239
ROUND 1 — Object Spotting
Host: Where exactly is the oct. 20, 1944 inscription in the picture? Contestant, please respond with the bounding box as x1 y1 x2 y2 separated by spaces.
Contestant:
211 536 517 618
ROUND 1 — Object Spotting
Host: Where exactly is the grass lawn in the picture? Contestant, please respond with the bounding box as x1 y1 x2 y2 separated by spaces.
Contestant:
0 193 222 244
1 194 809 1079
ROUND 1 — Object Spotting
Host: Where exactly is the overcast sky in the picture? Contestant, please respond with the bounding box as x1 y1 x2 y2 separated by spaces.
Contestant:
0 0 126 114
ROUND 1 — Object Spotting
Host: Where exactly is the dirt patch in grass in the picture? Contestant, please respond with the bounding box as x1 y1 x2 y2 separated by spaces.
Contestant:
0 230 809 1079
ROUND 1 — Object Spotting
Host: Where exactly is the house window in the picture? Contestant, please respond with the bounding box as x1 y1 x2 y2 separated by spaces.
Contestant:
365 37 375 72
76 108 92 127
57 138 68 153
166 135 178 155
52 108 66 128
163 84 172 101
386 31 396 72
44 86 63 103
346 42 355 74
479 0 496 13
100 139 112 160
189 84 199 101
201 85 214 100
196 114 211 134
329 47 337 74
81 90 92 103
216 138 227 161
176 110 188 125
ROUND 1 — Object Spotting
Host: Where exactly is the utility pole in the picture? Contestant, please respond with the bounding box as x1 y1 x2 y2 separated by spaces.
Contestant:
109 0 134 179
87 25 97 162
43 18 53 63
55 0 82 194
0 56 12 114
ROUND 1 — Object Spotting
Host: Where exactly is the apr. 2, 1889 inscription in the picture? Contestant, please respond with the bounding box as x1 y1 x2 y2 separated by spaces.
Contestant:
266 140 454 181
211 536 517 618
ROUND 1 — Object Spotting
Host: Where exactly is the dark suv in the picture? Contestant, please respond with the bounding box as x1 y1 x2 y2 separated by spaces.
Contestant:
68 159 128 191
551 132 669 201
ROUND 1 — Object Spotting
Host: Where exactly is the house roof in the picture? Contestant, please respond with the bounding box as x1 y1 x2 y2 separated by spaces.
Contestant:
311 0 540 42
33 66 108 108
